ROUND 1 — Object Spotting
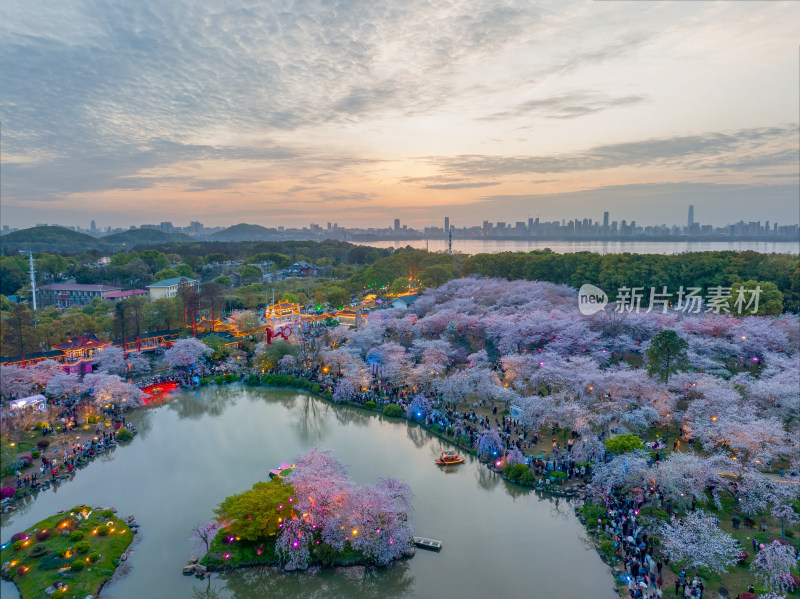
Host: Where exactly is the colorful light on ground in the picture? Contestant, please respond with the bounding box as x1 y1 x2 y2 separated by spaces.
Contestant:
224 553 230 559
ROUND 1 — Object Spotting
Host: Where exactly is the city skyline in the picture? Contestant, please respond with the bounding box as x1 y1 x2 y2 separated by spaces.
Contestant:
5 204 797 242
2 1 799 228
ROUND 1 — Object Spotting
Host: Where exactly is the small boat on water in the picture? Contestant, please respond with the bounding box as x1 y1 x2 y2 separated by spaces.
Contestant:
269 462 295 478
435 450 465 466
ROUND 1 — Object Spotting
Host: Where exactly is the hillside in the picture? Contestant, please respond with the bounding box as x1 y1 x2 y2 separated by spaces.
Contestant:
0 226 105 253
102 228 192 246
210 223 278 241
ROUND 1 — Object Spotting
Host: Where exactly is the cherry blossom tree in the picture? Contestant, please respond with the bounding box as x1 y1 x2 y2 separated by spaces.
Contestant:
656 510 739 574
407 394 432 421
750 540 798 593
96 346 150 376
477 429 503 459
163 338 211 369
505 447 525 466
189 521 223 556
279 354 296 373
82 373 145 409
45 371 81 398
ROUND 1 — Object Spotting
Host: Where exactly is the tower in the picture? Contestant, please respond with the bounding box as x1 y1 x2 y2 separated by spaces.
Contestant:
444 216 449 235
688 205 694 228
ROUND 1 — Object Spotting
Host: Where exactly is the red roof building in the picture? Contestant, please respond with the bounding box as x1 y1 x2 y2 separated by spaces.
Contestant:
53 334 112 360
38 283 122 308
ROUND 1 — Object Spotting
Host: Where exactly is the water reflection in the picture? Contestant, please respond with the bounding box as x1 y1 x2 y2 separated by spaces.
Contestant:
290 394 328 442
215 561 415 599
167 386 240 420
405 424 428 449
475 465 501 491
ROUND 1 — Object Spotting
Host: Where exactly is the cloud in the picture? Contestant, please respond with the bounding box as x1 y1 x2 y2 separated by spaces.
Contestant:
481 92 647 121
429 126 797 177
424 181 501 190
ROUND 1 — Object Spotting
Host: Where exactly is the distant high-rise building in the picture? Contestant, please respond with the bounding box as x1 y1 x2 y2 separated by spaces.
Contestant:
444 216 449 233
603 211 609 231
688 205 694 228
90 220 96 233
394 219 400 231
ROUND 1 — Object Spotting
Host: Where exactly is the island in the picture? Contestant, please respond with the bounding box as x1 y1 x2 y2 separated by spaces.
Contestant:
0 505 135 599
190 448 415 574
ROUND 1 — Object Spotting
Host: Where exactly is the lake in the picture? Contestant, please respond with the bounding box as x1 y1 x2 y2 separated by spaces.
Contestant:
353 238 799 255
1 386 616 599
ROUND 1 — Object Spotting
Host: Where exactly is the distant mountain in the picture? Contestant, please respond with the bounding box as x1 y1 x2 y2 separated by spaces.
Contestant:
210 223 278 241
102 229 192 246
0 226 105 253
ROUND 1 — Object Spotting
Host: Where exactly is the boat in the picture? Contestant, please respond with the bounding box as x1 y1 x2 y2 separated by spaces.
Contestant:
413 536 443 551
269 462 295 478
435 450 465 466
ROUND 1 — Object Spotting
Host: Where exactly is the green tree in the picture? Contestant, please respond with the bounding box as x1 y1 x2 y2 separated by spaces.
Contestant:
646 330 689 383
389 276 410 294
2 304 37 357
139 250 169 272
418 264 459 287
726 280 784 316
215 275 233 287
234 284 265 310
254 340 297 370
604 434 644 454
213 479 295 541
176 264 194 277
238 265 263 284
153 268 180 282
325 286 350 310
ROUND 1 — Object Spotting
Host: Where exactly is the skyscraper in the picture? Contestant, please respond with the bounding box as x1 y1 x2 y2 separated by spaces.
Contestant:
90 220 96 233
688 205 694 228
444 216 449 233
394 219 400 231
603 211 609 234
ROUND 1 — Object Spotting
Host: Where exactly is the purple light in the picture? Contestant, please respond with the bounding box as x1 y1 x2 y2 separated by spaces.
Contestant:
538 361 544 366
292 541 299 548
389 539 393 545
278 504 283 509
289 498 293 502
224 553 230 560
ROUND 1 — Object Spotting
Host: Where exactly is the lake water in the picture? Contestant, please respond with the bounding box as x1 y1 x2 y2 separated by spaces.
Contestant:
353 239 799 255
1 386 616 599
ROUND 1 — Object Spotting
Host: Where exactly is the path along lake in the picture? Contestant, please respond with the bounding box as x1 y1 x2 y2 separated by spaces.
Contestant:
353 239 799 255
1 386 616 599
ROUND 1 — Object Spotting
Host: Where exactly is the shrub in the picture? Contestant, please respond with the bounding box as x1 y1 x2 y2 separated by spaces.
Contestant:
74 541 91 553
12 540 26 550
16 566 27 577
87 415 100 424
88 552 100 563
599 540 616 557
35 529 51 541
245 374 260 386
519 469 535 486
364 401 376 409
96 525 110 536
1 487 16 500
603 433 644 454
70 560 85 572
550 471 567 483
10 532 28 542
39 553 72 570
37 440 49 449
19 456 32 465
31 450 40 459
315 542 338 567
116 429 134 443
383 404 403 418
30 544 49 558
101 510 114 518
503 463 530 483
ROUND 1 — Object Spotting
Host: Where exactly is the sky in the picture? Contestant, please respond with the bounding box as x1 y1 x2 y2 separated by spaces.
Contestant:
1 0 798 230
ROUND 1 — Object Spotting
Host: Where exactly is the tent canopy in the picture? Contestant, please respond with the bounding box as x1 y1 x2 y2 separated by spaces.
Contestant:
9 394 46 409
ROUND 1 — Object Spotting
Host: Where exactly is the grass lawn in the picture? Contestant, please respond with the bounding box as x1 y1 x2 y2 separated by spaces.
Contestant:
0 505 134 599
201 527 367 570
